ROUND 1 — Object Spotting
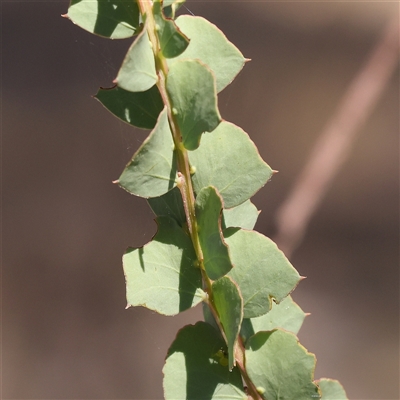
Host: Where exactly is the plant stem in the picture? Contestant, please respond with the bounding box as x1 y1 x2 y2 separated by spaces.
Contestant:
136 0 211 293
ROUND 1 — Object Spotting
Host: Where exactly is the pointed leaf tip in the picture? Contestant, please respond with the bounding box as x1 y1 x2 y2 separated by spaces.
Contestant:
189 121 273 208
172 15 246 92
225 229 301 318
240 296 307 343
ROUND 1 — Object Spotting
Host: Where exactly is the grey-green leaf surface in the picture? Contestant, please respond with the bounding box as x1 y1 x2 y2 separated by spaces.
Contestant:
224 228 301 318
246 330 320 400
163 0 184 6
222 200 259 230
189 121 273 208
212 277 243 370
95 85 163 130
123 216 204 316
317 379 348 400
163 322 247 400
153 0 189 58
119 108 177 198
66 0 140 39
166 60 221 150
147 186 186 227
240 296 307 343
115 26 157 92
195 187 232 280
172 15 246 92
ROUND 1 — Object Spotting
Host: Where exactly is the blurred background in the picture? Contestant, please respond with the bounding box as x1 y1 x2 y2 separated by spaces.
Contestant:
2 1 399 399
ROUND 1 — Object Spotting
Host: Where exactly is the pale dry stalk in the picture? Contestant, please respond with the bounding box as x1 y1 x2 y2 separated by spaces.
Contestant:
274 17 399 257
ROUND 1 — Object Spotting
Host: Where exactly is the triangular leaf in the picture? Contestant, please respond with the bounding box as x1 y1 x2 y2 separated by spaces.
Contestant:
166 60 221 150
123 216 204 316
212 276 243 370
222 200 259 230
147 186 186 227
94 85 163 130
163 322 247 400
189 121 273 208
172 15 246 92
224 228 301 318
245 330 320 400
195 186 233 280
66 0 140 39
115 25 157 92
153 0 189 58
317 378 348 400
240 296 307 343
119 107 178 198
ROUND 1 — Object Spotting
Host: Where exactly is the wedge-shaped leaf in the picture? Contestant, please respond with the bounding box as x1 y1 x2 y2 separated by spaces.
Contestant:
95 85 163 130
166 60 221 150
224 228 301 318
153 0 189 58
317 379 348 400
195 187 232 280
246 330 320 400
66 0 140 39
119 108 177 198
212 277 243 370
189 122 273 208
222 200 259 230
240 296 307 343
115 26 157 92
172 15 246 92
163 322 247 400
123 216 203 316
147 186 186 227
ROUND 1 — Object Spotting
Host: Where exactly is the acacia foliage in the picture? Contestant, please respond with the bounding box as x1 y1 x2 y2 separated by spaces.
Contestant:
66 1 348 399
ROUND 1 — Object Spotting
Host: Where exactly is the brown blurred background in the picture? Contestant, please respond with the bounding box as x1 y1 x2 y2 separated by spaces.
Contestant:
2 1 399 399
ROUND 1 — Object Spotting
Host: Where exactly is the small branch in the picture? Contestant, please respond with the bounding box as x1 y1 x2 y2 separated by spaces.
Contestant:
235 338 264 400
273 18 399 257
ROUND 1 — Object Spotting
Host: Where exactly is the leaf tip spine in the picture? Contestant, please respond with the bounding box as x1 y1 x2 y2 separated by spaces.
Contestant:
299 276 307 281
112 179 120 184
245 58 252 63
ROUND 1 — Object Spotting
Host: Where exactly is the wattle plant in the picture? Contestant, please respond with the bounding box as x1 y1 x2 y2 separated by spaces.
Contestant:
65 1 348 399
